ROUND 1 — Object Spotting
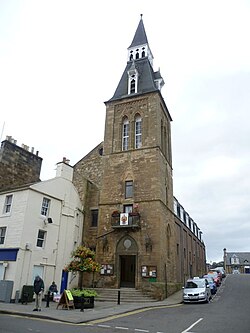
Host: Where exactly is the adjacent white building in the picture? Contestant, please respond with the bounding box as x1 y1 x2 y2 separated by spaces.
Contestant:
0 159 84 300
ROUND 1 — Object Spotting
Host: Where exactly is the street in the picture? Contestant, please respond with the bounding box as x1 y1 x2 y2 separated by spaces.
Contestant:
0 274 250 333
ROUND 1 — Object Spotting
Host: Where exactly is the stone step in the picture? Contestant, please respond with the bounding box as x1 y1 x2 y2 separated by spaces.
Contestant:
94 288 157 303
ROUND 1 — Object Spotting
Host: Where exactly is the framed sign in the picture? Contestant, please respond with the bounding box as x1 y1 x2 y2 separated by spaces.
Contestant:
141 265 157 278
120 213 129 225
100 264 114 275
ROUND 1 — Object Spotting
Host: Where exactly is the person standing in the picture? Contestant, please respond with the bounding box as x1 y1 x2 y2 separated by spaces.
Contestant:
33 275 44 311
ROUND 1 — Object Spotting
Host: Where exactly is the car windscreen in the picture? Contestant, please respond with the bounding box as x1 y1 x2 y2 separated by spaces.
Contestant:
185 280 205 288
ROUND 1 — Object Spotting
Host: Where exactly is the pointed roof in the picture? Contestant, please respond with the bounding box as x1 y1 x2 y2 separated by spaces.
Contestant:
128 15 148 48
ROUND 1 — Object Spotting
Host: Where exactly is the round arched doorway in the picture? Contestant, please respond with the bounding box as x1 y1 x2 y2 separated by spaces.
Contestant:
116 235 138 288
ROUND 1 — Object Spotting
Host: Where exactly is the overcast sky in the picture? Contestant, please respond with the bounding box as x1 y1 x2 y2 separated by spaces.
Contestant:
1 0 250 264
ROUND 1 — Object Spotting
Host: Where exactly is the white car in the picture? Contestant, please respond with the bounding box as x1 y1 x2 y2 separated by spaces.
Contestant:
183 278 211 303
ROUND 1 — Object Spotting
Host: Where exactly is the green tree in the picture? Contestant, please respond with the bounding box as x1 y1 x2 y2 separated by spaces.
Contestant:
65 245 101 288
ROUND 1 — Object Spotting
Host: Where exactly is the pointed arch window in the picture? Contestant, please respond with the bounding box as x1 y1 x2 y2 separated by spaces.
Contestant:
135 115 142 149
130 51 133 61
122 118 129 151
142 47 145 58
130 78 136 93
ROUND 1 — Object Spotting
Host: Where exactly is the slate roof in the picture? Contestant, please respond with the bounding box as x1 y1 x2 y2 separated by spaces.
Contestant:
109 58 159 101
225 252 250 265
128 16 148 48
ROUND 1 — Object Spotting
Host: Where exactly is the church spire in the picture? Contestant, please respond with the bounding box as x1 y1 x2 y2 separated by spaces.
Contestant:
127 15 153 65
108 15 164 102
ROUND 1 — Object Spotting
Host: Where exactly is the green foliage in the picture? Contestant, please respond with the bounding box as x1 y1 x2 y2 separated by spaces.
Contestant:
64 245 101 273
70 288 98 297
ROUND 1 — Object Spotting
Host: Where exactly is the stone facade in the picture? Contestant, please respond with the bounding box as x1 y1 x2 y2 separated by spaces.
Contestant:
0 138 42 191
73 18 206 298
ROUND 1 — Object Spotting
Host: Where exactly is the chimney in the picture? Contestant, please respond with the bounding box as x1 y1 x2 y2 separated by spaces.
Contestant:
56 157 73 181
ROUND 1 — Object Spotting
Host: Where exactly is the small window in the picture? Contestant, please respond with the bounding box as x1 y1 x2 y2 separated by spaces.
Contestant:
135 115 142 148
36 230 46 248
124 205 133 214
0 227 7 244
41 198 50 216
125 181 133 199
122 118 129 151
130 79 136 93
3 195 13 214
91 209 98 227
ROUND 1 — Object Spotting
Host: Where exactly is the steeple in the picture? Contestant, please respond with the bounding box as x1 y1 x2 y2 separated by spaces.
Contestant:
109 15 164 102
127 14 153 65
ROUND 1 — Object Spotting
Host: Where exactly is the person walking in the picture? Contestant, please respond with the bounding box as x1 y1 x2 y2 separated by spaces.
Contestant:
33 275 44 311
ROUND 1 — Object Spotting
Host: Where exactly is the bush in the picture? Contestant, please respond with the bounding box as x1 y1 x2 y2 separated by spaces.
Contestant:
70 288 97 297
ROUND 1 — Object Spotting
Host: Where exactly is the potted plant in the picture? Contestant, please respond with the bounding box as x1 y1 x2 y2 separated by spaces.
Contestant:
111 210 120 217
129 204 140 216
70 288 97 309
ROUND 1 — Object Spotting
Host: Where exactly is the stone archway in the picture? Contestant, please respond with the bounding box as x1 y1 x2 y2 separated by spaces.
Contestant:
116 235 138 288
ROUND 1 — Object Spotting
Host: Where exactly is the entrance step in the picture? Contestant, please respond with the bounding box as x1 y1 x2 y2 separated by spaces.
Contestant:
95 288 157 303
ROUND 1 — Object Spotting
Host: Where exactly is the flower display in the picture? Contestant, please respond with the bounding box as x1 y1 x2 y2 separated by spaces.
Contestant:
65 245 101 273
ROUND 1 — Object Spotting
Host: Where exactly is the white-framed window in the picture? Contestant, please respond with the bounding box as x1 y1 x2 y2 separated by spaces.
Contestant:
122 118 129 151
41 197 50 216
135 115 142 148
0 227 7 244
36 229 46 248
3 195 13 214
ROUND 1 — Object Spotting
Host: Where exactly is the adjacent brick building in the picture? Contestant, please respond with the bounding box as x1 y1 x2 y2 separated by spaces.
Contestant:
73 17 206 298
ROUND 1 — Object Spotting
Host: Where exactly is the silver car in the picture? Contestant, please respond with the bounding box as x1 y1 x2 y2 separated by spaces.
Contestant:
183 278 211 303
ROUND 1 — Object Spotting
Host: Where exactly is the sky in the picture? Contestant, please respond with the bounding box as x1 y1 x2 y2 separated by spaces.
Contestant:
1 0 250 264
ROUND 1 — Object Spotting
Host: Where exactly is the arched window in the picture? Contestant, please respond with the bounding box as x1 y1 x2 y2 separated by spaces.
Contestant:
135 115 142 149
130 78 136 93
142 47 145 57
136 49 139 59
122 118 129 151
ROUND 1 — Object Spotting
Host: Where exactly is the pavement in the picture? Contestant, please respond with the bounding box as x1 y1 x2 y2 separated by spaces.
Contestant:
0 290 183 324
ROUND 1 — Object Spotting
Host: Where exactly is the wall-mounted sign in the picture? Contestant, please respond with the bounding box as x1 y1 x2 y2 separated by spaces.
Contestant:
100 264 114 275
120 213 129 225
141 265 157 278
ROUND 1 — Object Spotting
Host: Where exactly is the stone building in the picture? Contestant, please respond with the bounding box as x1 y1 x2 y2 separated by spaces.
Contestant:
223 248 250 274
73 17 206 298
0 157 84 301
0 136 42 191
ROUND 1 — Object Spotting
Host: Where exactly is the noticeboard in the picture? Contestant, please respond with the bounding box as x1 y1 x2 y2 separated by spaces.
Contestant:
141 265 157 278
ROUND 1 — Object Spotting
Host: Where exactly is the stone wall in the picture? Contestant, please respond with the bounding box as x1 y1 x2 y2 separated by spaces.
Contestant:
0 139 42 190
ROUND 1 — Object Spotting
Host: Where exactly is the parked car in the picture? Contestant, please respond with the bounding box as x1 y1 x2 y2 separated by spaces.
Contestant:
183 278 211 303
233 269 240 274
207 271 221 287
203 275 217 295
215 267 226 278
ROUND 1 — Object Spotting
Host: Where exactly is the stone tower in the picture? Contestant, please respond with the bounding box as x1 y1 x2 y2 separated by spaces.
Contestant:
95 16 176 295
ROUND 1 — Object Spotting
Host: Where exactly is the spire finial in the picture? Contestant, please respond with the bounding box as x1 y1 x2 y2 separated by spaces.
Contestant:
140 14 143 19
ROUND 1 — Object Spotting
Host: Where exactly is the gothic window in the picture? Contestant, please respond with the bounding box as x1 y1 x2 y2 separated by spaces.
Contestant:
135 115 142 148
130 51 133 61
142 47 145 57
91 209 98 227
125 180 133 198
122 118 129 151
136 48 139 59
130 79 136 93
